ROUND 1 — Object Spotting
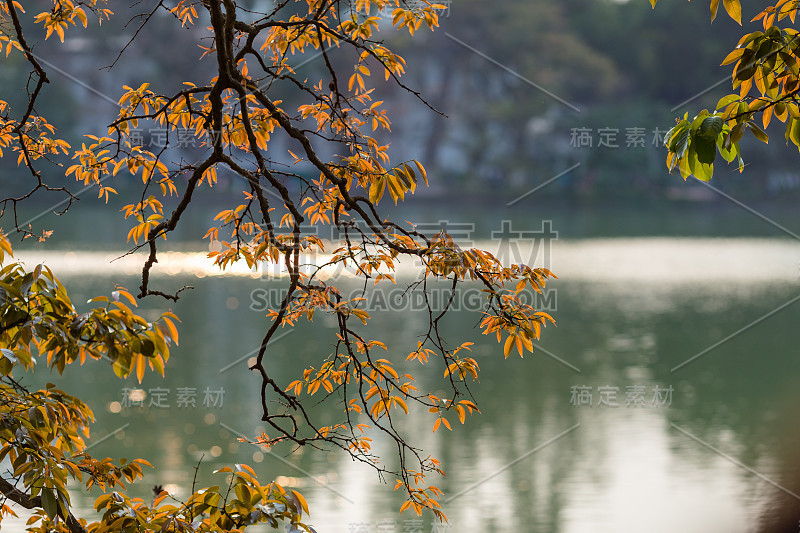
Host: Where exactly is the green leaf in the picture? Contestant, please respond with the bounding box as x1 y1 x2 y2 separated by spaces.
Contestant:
684 144 711 181
730 122 745 144
789 117 800 149
678 150 692 180
689 155 714 181
718 139 739 163
140 338 155 358
755 40 777 61
735 64 757 82
668 124 691 158
112 357 129 378
779 52 800 78
747 121 770 143
715 94 740 111
235 483 250 504
42 488 57 520
0 357 12 376
204 492 221 507
690 110 711 133
694 135 717 164
698 116 724 138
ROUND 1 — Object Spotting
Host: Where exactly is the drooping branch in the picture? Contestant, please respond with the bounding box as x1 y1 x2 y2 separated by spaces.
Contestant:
0 1 555 519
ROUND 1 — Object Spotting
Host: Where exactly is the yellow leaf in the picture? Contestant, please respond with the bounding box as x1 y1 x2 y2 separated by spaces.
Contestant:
723 0 742 24
290 490 309 515
395 397 409 414
112 159 127 175
162 317 180 344
75 7 88 27
720 48 744 66
413 160 428 185
503 335 514 359
369 177 384 204
456 405 465 424
136 355 145 382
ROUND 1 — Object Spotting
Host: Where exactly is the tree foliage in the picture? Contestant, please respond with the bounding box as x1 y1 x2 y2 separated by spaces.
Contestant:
661 0 800 181
0 231 317 533
0 0 559 528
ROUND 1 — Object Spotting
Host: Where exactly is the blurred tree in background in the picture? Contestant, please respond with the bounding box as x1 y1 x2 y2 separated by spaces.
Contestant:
3 0 796 200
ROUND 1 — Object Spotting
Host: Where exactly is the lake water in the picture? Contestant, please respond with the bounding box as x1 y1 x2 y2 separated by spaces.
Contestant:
4 203 800 533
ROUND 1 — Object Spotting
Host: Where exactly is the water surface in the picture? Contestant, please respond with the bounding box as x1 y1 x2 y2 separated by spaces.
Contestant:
4 220 800 533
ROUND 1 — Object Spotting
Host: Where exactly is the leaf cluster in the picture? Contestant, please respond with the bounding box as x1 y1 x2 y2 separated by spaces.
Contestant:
659 0 800 181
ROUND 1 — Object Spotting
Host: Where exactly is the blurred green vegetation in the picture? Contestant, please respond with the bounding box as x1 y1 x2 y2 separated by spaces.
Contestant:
4 0 800 202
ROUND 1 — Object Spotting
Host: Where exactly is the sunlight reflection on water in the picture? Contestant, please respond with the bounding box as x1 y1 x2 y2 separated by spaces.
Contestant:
14 237 800 282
